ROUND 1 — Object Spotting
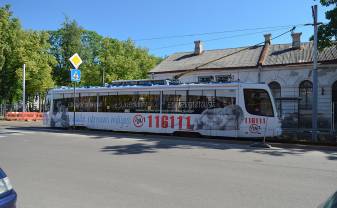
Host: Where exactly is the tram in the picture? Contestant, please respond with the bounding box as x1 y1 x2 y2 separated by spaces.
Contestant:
43 80 282 138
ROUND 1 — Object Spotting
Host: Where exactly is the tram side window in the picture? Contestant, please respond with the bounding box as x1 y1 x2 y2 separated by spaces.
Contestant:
78 96 97 112
176 90 188 113
63 93 77 112
100 92 118 112
187 90 203 113
118 91 138 113
215 89 236 108
53 94 69 113
44 95 51 112
136 91 160 113
202 90 216 110
244 89 274 117
162 90 188 113
162 90 176 113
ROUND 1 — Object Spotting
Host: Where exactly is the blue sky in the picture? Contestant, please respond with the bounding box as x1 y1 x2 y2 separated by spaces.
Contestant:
2 0 332 57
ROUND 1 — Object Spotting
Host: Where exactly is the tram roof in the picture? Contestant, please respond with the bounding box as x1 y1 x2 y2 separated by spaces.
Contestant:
49 81 268 94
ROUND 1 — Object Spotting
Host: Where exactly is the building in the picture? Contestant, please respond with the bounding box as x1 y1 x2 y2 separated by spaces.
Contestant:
149 33 337 131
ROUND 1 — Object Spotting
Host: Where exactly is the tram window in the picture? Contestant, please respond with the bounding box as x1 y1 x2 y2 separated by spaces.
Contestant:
162 90 176 113
203 90 216 109
244 89 274 117
44 95 51 112
215 89 236 108
63 93 78 112
176 90 188 113
146 91 160 113
53 94 69 113
99 92 117 112
118 91 138 113
108 93 118 112
188 90 204 114
78 96 97 112
134 91 160 113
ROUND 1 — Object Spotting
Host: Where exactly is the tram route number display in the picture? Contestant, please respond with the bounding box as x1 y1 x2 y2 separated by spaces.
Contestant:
133 114 191 129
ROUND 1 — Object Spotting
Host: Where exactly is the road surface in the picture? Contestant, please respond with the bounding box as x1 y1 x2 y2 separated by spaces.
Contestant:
0 121 336 208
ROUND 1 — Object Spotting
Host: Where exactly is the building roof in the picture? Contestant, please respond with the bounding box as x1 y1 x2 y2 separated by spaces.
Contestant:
150 42 337 74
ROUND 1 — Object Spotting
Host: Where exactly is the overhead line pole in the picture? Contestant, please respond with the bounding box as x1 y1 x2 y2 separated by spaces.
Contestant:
312 5 318 141
23 64 26 112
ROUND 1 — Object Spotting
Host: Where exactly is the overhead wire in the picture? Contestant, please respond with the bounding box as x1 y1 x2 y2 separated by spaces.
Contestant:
135 23 308 42
150 25 304 51
174 26 296 79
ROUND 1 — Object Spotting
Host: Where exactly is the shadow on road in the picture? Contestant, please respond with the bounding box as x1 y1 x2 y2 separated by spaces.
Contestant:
5 125 337 160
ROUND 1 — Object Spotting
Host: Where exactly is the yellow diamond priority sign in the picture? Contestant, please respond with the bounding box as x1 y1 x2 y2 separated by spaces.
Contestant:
69 53 82 69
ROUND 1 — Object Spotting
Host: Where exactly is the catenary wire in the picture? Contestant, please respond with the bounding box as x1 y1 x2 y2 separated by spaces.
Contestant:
135 23 308 41
150 26 303 51
174 27 296 79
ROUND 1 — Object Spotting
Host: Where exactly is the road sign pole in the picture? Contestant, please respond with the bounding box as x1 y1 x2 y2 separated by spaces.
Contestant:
73 82 76 129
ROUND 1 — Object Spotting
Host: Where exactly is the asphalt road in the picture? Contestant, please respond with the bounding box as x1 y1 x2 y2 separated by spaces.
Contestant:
0 121 337 208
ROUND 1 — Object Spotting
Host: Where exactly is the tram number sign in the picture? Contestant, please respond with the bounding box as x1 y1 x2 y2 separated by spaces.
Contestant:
133 114 191 129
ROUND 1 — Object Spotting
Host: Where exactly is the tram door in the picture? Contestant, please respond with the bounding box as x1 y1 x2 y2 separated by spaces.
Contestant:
332 81 337 130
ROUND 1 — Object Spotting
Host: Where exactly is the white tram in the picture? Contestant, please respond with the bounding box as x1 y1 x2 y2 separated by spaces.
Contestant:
44 80 282 138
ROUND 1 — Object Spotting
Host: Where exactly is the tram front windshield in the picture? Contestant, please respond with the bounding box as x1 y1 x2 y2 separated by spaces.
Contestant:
244 89 274 117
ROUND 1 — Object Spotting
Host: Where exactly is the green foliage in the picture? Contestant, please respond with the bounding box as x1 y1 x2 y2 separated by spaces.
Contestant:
0 5 56 103
0 4 162 105
99 38 160 83
49 18 84 86
17 31 56 98
314 0 337 49
0 5 24 103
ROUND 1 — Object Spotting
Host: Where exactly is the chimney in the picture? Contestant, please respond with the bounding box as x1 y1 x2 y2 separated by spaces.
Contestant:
264 33 271 44
291 32 302 49
194 40 203 55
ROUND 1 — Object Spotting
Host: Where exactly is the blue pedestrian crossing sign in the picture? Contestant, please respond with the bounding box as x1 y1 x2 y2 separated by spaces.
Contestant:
70 69 81 82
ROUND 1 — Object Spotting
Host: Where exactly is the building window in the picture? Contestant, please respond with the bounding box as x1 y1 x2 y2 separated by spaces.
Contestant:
268 81 281 98
299 80 312 110
198 76 213 83
215 75 234 82
268 81 281 117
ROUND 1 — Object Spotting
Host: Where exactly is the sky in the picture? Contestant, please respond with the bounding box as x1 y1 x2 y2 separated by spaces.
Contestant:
1 0 332 57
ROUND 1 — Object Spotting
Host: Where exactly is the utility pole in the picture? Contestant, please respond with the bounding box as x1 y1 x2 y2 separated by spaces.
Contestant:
23 64 26 112
312 5 318 141
102 68 105 86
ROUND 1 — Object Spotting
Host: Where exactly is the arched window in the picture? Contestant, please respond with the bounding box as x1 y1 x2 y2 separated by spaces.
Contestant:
299 80 312 110
268 81 281 116
268 81 281 98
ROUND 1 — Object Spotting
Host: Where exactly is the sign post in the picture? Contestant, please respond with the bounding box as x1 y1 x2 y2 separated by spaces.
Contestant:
69 53 82 128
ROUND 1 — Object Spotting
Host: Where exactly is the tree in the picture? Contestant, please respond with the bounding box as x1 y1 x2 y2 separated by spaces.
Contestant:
79 30 103 86
99 37 161 83
17 30 56 107
315 0 337 49
0 5 23 103
49 18 83 86
0 5 56 107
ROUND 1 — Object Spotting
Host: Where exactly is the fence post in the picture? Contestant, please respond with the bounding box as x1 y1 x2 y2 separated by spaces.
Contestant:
332 101 335 133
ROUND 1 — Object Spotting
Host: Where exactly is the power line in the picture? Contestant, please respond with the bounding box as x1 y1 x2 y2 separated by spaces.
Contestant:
150 26 302 51
174 27 296 79
135 23 307 41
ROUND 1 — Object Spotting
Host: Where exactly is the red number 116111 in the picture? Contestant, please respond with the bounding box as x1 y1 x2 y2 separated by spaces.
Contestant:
147 115 191 129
